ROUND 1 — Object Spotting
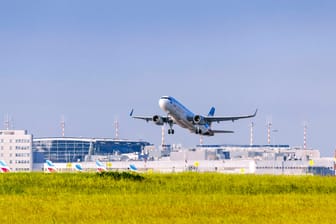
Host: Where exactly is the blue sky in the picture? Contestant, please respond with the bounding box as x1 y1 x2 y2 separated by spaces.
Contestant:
1 1 336 156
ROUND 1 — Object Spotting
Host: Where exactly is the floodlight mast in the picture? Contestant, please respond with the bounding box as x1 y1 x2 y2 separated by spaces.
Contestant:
61 115 65 137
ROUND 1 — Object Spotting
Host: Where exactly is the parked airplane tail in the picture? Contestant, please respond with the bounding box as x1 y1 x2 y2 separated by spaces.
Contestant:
74 163 83 172
46 160 57 173
96 160 107 172
0 160 10 173
129 164 138 172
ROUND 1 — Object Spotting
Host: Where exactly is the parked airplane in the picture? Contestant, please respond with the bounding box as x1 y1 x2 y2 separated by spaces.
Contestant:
96 160 107 172
0 160 10 173
45 160 57 173
131 96 257 136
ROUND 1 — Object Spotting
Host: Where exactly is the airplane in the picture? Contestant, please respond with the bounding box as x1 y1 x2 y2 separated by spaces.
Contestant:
131 96 257 136
45 160 57 173
0 160 11 173
96 160 107 172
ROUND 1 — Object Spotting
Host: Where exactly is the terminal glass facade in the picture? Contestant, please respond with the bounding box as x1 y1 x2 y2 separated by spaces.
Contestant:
33 138 151 163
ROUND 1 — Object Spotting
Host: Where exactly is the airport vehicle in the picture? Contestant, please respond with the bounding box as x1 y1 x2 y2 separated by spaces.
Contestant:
45 160 57 173
131 96 257 135
0 160 10 173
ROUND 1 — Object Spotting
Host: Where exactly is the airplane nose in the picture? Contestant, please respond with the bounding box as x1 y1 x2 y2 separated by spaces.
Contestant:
159 99 168 111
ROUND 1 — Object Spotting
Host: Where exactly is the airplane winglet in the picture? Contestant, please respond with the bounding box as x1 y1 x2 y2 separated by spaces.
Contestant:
129 109 134 117
253 109 258 117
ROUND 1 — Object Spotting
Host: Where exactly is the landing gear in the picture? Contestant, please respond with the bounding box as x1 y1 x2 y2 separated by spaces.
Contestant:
168 128 175 134
195 127 202 134
168 120 174 134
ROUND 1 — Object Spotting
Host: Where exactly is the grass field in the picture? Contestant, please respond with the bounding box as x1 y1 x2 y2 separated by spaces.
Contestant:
0 172 336 223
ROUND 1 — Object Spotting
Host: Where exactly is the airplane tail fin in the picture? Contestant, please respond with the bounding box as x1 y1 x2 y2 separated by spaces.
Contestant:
0 160 10 173
74 163 83 172
208 107 215 116
96 160 107 172
46 160 57 173
129 164 138 172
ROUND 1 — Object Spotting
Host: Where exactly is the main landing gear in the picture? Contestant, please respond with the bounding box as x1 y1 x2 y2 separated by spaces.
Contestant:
168 129 175 134
195 127 202 134
168 120 174 134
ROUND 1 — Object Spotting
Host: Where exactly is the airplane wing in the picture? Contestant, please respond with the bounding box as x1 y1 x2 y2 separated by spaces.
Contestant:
132 116 155 122
130 109 153 122
204 109 257 123
211 130 234 133
130 109 173 124
131 115 172 123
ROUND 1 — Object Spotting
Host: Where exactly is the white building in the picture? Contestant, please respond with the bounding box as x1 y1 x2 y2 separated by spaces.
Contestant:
0 130 33 172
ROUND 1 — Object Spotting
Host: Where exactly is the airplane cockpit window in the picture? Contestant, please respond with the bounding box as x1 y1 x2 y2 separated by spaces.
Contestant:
161 96 172 103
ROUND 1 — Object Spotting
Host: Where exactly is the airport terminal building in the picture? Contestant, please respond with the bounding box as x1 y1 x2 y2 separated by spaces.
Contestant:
0 129 333 176
0 130 33 172
33 137 152 163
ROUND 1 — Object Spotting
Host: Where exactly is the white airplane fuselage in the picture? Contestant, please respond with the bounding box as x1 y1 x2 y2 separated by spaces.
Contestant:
159 96 212 135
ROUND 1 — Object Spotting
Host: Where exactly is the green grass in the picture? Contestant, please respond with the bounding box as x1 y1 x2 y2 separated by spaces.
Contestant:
0 172 336 223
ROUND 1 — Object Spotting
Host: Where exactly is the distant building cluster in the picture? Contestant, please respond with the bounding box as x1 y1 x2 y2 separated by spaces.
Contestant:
0 130 32 172
0 129 335 175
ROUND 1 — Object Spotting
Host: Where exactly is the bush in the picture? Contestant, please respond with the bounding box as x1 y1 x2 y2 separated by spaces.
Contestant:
96 171 145 181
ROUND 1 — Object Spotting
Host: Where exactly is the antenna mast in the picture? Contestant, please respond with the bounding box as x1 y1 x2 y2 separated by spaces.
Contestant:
250 122 254 146
61 116 65 137
4 114 10 130
267 121 272 145
303 123 307 150
114 120 119 140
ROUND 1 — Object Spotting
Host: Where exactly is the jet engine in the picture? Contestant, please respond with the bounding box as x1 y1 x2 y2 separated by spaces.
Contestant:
153 115 164 125
193 115 206 125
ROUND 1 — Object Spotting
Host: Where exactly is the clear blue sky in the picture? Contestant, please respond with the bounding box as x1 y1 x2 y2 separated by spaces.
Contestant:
1 1 336 156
